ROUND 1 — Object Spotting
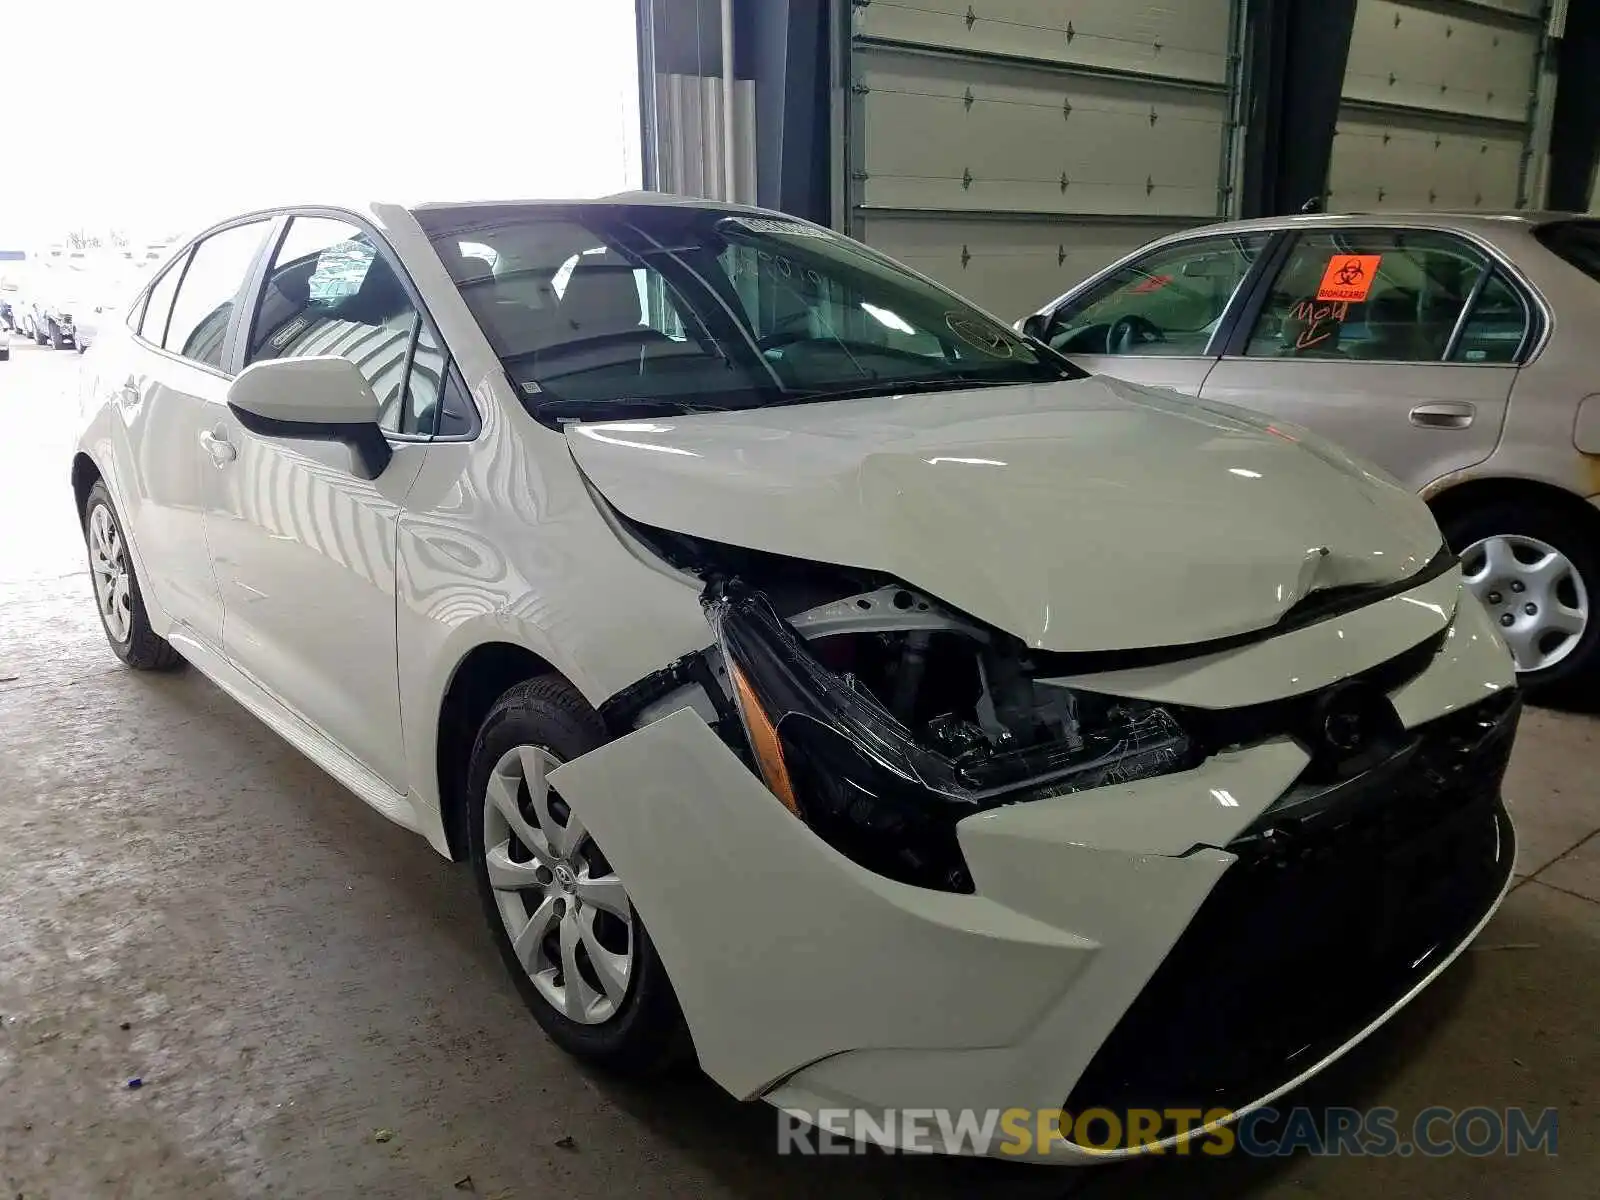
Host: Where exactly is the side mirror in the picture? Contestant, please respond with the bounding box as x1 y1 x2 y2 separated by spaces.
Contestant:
226 355 392 480
1019 312 1050 342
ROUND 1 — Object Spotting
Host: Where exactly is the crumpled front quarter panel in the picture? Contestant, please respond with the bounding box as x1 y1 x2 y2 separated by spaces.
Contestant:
546 707 1102 1099
546 707 1261 1106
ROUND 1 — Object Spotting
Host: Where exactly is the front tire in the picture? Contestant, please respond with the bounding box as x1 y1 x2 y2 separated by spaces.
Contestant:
82 482 183 671
48 322 65 350
1441 500 1600 704
467 676 691 1075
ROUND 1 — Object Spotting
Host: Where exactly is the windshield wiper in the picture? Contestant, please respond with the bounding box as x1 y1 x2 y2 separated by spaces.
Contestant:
770 375 1017 406
529 394 732 423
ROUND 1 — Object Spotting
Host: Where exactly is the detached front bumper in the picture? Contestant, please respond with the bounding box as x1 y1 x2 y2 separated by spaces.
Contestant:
546 588 1520 1164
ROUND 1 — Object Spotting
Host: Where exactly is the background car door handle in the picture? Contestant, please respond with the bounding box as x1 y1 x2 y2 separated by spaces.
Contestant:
199 429 237 465
1409 403 1475 429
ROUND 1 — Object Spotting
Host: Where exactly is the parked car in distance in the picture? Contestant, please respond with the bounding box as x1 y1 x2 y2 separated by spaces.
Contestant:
0 277 18 333
72 196 1519 1163
0 326 10 362
17 263 85 349
1021 212 1600 701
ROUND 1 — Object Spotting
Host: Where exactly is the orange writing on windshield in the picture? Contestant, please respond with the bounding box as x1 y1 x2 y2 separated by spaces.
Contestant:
1316 255 1381 302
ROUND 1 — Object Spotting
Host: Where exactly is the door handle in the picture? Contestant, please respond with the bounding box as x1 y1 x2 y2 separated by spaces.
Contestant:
199 429 237 465
1409 402 1475 430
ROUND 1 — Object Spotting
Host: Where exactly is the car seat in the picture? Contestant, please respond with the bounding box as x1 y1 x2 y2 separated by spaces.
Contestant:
1357 288 1426 360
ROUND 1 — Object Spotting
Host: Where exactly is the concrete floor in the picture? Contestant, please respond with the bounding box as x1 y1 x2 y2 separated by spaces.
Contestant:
0 340 1594 1198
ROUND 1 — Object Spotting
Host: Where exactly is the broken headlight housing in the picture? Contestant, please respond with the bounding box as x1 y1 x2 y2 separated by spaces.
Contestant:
705 582 1199 893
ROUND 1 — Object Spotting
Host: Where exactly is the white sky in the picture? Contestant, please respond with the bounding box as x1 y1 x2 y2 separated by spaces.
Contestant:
1 0 642 247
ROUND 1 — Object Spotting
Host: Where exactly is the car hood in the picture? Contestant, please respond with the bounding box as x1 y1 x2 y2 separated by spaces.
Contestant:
565 375 1446 652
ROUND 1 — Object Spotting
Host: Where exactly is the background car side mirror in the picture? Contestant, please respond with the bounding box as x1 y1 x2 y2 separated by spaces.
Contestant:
1019 312 1050 342
226 356 392 480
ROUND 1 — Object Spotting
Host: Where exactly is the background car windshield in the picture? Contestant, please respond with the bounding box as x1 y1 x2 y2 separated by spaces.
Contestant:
419 206 1082 414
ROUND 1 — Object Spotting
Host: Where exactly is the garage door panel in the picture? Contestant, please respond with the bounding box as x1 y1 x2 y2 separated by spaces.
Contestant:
1331 0 1541 212
857 0 1232 86
857 214 1191 317
859 51 1225 218
1344 0 1537 124
1328 114 1524 211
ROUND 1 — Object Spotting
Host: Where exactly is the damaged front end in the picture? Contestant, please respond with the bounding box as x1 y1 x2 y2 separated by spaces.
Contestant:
601 555 1199 893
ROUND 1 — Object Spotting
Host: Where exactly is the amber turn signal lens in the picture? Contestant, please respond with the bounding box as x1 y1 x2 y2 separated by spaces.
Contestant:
731 664 800 815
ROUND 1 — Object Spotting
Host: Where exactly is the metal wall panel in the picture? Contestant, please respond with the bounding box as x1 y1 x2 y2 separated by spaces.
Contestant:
858 49 1228 217
856 0 1233 85
652 74 759 204
1329 0 1545 212
847 0 1240 317
1329 112 1526 209
856 212 1193 316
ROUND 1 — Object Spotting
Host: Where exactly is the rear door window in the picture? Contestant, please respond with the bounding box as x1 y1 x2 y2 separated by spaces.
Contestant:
1450 271 1529 364
1241 229 1501 363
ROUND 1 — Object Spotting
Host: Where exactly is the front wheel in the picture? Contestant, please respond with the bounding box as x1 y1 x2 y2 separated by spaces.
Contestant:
1441 500 1599 703
82 482 183 671
467 676 692 1074
47 322 66 350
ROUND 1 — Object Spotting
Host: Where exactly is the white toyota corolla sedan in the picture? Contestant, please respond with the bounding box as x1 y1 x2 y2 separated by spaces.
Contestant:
71 195 1520 1161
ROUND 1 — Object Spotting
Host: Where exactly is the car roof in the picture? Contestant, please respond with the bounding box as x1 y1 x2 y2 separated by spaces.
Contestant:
1166 210 1589 238
168 192 805 245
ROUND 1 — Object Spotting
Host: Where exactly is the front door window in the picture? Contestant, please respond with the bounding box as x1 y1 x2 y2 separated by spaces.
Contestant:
1044 234 1270 357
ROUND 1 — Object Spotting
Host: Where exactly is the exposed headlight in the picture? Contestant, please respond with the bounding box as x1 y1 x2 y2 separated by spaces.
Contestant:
706 583 1196 893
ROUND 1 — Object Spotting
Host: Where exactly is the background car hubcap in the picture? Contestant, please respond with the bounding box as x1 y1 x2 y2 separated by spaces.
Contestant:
1461 533 1588 673
88 504 132 643
483 744 633 1025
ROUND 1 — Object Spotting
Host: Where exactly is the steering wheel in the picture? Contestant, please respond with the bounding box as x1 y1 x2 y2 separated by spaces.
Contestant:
1106 314 1166 354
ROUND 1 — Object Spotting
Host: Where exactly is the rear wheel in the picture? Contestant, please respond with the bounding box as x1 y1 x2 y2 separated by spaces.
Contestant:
467 676 692 1074
1441 501 1599 703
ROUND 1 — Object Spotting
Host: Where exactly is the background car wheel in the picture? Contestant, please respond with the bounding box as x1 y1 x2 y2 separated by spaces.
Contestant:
82 482 183 671
31 320 46 345
467 676 692 1074
47 322 66 350
1440 500 1600 704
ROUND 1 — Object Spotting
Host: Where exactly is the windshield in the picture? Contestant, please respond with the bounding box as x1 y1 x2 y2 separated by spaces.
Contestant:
417 205 1084 422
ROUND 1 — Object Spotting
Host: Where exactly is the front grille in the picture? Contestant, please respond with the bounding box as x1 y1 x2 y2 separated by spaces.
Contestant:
1062 691 1519 1141
1174 628 1446 758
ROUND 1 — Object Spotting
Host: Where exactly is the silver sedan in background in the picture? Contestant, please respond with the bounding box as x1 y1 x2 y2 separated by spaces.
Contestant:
1022 212 1600 701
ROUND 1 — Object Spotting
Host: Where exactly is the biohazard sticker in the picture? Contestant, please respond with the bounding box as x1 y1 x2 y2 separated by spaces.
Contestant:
1316 255 1382 303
